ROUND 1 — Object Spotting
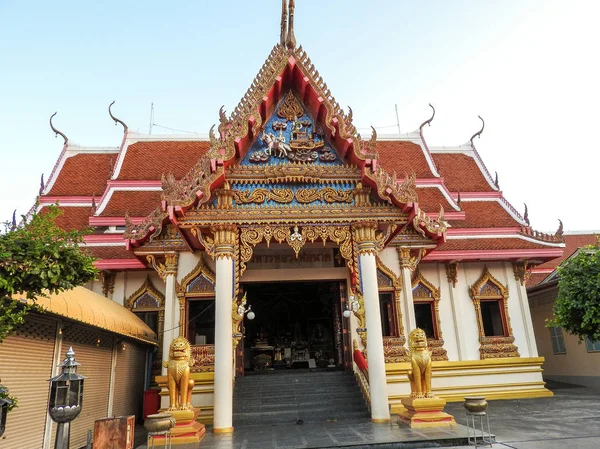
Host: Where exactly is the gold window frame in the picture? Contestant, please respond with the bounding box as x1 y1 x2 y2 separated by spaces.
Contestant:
411 268 448 361
469 266 520 359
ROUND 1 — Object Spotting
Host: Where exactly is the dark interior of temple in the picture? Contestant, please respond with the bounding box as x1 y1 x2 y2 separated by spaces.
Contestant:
242 281 342 371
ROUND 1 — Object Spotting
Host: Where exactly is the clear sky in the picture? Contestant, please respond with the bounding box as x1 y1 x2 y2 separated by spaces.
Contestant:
1 0 598 232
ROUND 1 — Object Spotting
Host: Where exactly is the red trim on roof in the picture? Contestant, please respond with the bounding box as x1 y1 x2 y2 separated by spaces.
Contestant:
94 259 146 270
447 227 523 236
84 234 126 244
39 196 98 205
425 247 564 262
107 180 162 188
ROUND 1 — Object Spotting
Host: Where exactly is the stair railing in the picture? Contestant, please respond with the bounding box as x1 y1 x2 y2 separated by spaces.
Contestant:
354 368 371 408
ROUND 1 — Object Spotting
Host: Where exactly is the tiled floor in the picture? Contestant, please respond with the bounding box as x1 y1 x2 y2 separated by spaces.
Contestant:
139 419 470 449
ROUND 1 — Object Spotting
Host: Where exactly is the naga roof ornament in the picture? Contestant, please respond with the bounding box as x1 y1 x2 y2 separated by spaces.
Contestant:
108 101 128 133
470 115 485 145
419 103 436 132
49 112 68 145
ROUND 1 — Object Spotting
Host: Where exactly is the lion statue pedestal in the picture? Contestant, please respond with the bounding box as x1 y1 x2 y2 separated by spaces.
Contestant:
398 329 455 428
156 337 206 445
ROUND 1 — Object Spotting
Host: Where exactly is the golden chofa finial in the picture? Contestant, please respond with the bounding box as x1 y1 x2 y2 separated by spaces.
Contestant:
286 0 296 49
280 0 288 45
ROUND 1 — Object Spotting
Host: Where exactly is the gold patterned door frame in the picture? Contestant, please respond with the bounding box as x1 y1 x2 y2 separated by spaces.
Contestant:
177 255 217 372
411 269 448 361
469 266 520 359
238 224 355 275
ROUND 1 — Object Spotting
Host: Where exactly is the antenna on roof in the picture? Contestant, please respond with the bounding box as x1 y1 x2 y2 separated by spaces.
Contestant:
108 101 128 133
49 112 68 145
394 104 400 135
149 102 154 134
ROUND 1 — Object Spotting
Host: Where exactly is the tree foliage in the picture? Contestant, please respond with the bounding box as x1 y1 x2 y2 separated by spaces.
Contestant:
549 240 600 341
0 205 97 342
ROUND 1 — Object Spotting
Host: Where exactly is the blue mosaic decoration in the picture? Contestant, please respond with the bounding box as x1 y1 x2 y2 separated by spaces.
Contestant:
240 91 343 166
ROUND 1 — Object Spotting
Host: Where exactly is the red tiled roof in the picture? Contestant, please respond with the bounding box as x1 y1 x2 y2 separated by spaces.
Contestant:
41 206 92 231
432 153 494 192
47 153 114 196
117 141 211 180
376 141 435 179
100 191 162 217
527 273 551 287
533 234 598 272
450 201 520 228
416 187 453 213
87 246 134 260
435 237 553 251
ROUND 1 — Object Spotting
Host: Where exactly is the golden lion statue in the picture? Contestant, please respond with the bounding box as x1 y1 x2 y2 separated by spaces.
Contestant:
407 328 434 398
162 337 195 411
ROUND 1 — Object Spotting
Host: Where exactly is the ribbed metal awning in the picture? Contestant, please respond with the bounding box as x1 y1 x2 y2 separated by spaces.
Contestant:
14 286 158 345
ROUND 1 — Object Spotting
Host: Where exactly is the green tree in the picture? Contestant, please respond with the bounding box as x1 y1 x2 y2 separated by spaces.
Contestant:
0 205 97 409
0 205 97 341
549 240 600 341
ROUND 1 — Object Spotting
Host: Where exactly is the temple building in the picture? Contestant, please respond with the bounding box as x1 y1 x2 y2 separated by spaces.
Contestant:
34 0 564 433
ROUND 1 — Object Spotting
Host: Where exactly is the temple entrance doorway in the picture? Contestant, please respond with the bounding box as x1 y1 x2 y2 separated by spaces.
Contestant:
240 281 349 374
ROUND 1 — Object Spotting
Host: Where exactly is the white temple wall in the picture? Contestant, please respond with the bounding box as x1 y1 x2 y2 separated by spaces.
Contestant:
123 270 165 299
178 251 203 283
112 271 126 305
425 263 461 361
456 262 490 360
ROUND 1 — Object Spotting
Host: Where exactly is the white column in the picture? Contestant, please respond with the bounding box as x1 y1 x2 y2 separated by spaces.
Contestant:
513 263 538 357
354 223 390 422
161 253 179 375
398 248 417 332
212 225 237 433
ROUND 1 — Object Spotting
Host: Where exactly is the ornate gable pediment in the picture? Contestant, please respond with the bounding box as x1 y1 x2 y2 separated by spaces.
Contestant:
125 2 447 250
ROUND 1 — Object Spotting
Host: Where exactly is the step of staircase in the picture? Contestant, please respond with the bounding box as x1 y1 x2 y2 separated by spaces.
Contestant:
233 370 369 426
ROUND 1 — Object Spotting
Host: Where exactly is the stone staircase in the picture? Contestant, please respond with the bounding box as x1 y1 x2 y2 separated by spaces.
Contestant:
233 370 370 426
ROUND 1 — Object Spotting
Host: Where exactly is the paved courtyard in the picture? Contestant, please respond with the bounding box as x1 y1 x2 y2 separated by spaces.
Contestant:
136 381 600 448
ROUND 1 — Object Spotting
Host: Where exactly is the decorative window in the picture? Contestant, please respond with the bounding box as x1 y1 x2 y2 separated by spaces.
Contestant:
178 254 216 372
549 327 566 354
469 266 520 359
585 337 600 353
411 269 448 361
125 275 165 311
376 257 408 363
125 274 165 376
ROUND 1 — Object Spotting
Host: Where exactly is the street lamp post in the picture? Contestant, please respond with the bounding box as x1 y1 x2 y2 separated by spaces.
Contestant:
48 347 86 449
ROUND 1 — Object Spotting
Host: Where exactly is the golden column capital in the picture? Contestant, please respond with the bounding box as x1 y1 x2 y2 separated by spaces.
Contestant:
164 253 179 276
352 222 379 256
212 224 238 259
397 247 423 271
